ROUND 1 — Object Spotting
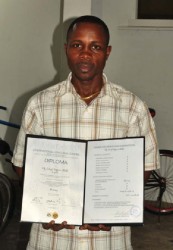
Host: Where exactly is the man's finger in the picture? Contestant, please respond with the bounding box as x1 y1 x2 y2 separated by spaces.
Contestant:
52 223 64 231
79 224 100 231
42 220 55 230
98 224 111 231
42 221 69 231
87 224 100 231
64 224 75 230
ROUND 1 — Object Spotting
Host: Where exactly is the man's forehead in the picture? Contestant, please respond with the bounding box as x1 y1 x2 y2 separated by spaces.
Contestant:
71 22 101 32
67 22 109 45
72 23 78 32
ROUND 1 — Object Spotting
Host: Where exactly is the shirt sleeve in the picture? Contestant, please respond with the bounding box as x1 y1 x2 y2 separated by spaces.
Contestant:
12 95 43 167
128 100 160 171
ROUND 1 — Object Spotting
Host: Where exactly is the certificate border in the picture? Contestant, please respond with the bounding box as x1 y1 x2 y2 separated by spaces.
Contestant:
22 134 145 226
22 134 87 225
84 136 145 226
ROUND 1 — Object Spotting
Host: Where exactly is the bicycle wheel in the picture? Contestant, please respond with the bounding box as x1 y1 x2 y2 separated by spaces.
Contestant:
0 173 13 232
144 150 173 214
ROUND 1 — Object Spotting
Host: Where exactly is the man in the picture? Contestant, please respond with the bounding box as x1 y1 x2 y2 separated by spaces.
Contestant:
12 15 159 250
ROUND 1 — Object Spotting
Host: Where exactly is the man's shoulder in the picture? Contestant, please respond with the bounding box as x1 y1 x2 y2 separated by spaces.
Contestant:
31 80 66 99
108 80 147 109
38 80 66 96
26 80 67 109
108 80 135 98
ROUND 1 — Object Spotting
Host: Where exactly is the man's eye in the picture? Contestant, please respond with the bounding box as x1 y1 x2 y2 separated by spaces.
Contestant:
72 44 81 48
92 45 101 50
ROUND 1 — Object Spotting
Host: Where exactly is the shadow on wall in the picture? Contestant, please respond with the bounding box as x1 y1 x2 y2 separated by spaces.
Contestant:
2 11 77 175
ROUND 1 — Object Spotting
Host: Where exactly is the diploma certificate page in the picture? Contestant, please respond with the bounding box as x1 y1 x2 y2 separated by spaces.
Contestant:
84 138 144 224
21 136 144 225
21 136 86 225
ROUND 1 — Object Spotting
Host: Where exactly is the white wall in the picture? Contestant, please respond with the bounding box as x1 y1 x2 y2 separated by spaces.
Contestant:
100 0 173 150
0 0 61 177
1 0 173 177
0 0 92 178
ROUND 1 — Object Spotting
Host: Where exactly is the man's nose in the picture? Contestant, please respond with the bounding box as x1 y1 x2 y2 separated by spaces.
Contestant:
80 46 92 59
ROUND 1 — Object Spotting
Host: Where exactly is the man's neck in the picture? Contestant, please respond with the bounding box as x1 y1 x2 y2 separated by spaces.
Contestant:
71 75 104 104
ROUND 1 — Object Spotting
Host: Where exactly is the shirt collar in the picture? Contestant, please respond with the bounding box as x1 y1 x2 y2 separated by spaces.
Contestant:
60 72 120 100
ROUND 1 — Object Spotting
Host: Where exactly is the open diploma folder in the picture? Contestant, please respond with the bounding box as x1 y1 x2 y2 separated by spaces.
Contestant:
21 135 144 225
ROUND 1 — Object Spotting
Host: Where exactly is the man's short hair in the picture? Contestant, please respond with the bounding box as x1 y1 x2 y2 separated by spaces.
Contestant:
66 15 110 45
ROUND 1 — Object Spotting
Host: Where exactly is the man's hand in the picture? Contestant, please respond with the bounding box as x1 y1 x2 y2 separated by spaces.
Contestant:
79 224 111 231
42 221 111 232
42 221 75 231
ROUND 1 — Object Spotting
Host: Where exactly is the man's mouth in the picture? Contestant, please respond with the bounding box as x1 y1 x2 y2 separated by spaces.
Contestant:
78 63 92 73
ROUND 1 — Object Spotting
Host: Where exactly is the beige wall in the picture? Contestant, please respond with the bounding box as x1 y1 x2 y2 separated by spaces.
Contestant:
0 0 173 177
0 0 92 177
0 0 61 177
101 0 173 151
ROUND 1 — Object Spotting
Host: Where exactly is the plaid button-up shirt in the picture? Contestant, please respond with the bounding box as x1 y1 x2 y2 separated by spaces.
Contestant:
12 73 159 250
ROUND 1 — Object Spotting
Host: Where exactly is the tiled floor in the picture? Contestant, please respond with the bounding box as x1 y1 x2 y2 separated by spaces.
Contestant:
132 211 173 250
1 181 173 250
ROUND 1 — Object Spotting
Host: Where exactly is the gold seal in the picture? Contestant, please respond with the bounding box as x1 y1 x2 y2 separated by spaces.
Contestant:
52 212 58 219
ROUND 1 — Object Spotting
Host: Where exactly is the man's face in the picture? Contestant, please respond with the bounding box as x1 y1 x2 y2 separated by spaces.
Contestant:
65 22 111 83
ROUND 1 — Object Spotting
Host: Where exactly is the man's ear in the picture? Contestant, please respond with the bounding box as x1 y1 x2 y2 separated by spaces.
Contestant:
106 45 112 60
